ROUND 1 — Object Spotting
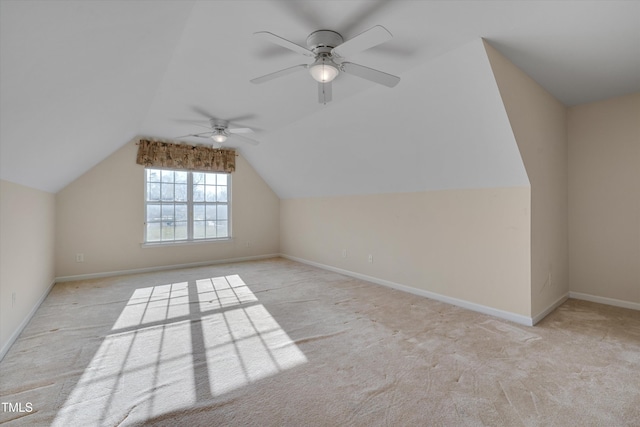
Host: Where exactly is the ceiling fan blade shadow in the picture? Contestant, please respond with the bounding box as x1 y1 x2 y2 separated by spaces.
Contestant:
254 32 314 57
341 62 400 87
272 0 323 30
228 127 253 134
332 25 392 59
338 0 394 35
230 133 260 146
250 63 308 84
191 106 216 119
318 81 332 104
174 120 214 130
226 113 257 124
369 43 418 58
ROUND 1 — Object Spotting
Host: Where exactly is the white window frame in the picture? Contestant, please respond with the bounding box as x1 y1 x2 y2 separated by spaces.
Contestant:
143 168 231 245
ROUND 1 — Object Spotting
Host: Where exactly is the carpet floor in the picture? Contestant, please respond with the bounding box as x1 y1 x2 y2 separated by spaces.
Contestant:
1 258 639 426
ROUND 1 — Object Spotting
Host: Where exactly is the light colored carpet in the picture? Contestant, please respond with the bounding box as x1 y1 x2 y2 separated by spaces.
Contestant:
1 258 639 426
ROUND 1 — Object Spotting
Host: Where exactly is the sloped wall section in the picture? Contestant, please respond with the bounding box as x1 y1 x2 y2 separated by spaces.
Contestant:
280 39 533 322
484 40 569 321
248 39 529 199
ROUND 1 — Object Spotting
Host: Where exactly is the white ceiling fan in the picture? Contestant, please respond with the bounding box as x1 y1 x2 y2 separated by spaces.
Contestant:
251 25 400 104
177 118 259 148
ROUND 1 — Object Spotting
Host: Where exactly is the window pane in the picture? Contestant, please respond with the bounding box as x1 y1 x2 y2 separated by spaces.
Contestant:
206 221 217 238
216 186 227 202
205 204 217 220
146 222 161 242
147 169 161 182
206 173 217 185
217 221 228 238
162 205 174 222
148 183 161 201
161 184 174 201
217 174 227 185
175 222 188 240
161 170 174 183
193 172 205 185
194 205 205 221
175 184 187 201
161 223 175 241
175 171 188 184
175 204 188 221
193 185 205 202
194 221 205 239
147 204 161 222
205 185 216 202
216 204 227 220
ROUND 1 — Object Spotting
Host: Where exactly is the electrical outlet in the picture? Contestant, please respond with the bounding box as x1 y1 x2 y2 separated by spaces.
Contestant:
12 292 16 308
342 249 347 258
76 253 84 263
368 254 373 263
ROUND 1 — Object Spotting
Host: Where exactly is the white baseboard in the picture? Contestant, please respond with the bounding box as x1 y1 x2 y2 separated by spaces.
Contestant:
0 278 56 362
55 254 280 283
569 291 640 311
531 293 569 325
281 254 535 327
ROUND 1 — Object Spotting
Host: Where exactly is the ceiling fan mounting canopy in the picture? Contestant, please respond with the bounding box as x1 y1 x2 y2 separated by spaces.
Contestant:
306 30 344 53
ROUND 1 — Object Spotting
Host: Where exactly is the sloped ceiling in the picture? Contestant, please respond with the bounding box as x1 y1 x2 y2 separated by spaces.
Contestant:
1 1 639 195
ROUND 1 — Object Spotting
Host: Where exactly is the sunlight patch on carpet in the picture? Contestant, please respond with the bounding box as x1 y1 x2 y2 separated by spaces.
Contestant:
52 274 306 426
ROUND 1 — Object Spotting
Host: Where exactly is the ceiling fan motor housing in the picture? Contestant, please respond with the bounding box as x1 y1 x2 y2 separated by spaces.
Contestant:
306 30 344 55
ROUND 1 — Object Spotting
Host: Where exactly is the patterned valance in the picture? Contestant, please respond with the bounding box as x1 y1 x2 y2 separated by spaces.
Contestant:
136 139 235 173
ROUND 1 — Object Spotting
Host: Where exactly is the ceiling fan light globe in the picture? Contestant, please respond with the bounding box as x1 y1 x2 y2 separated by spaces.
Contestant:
309 60 339 83
211 133 227 143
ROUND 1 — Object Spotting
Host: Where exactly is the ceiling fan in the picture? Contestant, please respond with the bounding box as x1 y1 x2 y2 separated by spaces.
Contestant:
176 118 259 147
251 25 400 104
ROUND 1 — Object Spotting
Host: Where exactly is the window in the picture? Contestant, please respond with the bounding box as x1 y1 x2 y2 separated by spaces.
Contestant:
145 168 230 243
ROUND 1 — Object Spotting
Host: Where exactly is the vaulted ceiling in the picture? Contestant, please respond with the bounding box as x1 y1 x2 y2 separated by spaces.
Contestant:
1 1 638 196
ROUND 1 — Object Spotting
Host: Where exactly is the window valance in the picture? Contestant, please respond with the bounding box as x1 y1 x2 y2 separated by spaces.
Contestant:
136 139 235 173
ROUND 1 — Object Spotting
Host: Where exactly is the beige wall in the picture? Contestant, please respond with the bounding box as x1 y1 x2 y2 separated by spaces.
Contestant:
484 41 569 319
568 93 640 304
55 139 280 278
281 187 532 317
0 180 56 357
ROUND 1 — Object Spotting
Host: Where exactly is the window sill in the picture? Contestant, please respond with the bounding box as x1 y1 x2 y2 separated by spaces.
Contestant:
141 238 232 248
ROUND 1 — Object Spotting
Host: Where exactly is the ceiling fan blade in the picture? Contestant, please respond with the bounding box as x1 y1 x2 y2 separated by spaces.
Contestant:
230 133 260 146
254 31 315 57
332 25 392 59
176 132 214 139
228 127 253 134
341 62 400 88
318 81 332 104
250 64 308 84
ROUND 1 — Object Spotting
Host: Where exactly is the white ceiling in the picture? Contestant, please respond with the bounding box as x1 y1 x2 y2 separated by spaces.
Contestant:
1 1 639 195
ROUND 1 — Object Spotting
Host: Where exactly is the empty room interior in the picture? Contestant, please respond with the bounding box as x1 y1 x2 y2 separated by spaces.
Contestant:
1 1 639 425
